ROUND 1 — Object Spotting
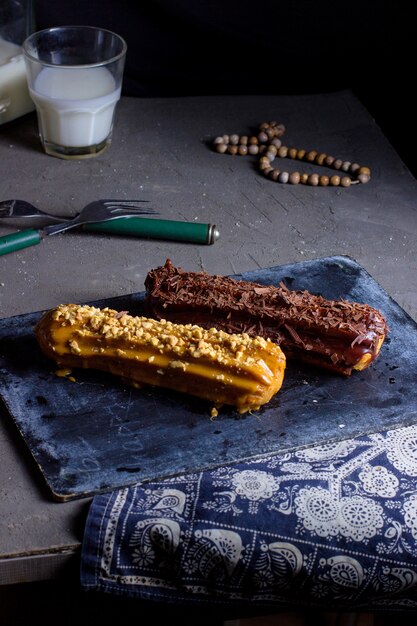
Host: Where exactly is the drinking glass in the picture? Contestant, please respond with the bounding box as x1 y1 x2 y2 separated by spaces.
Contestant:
23 25 127 159
0 0 34 125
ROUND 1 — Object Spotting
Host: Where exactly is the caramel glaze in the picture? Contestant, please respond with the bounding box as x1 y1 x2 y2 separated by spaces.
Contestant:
145 260 388 376
35 304 286 414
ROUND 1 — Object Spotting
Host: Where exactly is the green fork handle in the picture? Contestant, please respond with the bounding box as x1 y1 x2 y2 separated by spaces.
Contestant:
0 229 41 256
0 218 219 256
83 217 218 244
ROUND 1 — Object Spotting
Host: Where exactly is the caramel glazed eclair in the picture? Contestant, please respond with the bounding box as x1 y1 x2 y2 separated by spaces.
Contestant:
145 260 388 376
35 304 286 414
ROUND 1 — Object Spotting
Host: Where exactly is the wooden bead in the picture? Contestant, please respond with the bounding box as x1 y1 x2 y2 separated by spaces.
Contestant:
240 135 248 145
306 150 318 162
215 143 228 154
316 153 327 166
271 138 282 148
267 145 278 156
330 175 341 186
319 175 330 186
358 173 371 184
230 134 239 145
276 124 286 136
297 149 306 160
288 147 298 159
258 132 268 143
227 145 238 155
340 176 352 187
266 152 275 162
238 145 248 156
249 136 259 145
289 172 301 184
259 122 269 131
325 155 335 167
308 173 319 186
333 159 343 170
278 171 289 183
278 146 288 158
350 163 360 173
222 135 229 143
259 156 270 170
269 169 280 181
358 166 371 176
213 136 224 145
248 144 259 155
341 161 351 172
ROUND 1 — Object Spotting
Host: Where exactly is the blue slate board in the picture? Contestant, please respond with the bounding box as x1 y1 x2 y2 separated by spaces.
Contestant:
0 255 416 501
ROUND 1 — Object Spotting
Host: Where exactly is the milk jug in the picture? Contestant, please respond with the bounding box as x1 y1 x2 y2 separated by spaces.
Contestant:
0 0 34 125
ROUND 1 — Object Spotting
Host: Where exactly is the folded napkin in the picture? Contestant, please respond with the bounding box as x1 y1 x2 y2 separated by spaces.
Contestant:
81 423 417 610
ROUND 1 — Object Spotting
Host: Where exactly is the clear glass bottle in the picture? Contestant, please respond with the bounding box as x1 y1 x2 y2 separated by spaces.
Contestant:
0 0 34 125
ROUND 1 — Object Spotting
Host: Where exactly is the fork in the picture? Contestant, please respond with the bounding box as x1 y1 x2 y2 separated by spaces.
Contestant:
0 198 153 222
0 198 220 249
0 199 154 256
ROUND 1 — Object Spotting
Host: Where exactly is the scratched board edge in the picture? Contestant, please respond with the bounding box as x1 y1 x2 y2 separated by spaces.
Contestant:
0 393 63 499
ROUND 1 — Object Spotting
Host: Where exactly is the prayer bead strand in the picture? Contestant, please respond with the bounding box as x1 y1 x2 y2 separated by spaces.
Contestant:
213 121 371 187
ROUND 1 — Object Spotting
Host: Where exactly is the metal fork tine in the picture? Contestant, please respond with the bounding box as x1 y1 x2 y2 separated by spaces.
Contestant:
108 209 152 216
110 209 157 215
100 200 155 214
102 199 150 204
108 207 154 212
0 201 13 217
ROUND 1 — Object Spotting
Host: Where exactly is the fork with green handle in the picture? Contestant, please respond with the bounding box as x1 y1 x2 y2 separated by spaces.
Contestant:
0 199 219 256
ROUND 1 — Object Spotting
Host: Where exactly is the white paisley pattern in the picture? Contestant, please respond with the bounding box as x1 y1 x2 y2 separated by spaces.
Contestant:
82 423 417 610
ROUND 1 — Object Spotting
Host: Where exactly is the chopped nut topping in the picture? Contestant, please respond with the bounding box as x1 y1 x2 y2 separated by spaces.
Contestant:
168 360 188 370
35 302 286 415
69 339 81 354
53 304 278 369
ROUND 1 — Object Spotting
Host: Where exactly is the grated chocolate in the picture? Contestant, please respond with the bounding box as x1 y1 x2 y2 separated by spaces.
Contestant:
145 259 388 375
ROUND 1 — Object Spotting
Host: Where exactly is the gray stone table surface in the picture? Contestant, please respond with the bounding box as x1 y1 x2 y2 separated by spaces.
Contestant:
0 91 416 585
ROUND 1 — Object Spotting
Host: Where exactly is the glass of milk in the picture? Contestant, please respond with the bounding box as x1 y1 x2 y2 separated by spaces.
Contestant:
22 25 127 159
0 0 35 125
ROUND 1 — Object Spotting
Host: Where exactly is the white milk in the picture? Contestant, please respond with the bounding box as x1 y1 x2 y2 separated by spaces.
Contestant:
29 66 120 147
0 36 34 125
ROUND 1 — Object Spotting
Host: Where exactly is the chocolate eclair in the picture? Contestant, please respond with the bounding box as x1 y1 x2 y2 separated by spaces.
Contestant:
145 259 388 375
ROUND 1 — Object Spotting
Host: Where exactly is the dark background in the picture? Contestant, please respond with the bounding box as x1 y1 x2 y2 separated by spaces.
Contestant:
35 0 416 175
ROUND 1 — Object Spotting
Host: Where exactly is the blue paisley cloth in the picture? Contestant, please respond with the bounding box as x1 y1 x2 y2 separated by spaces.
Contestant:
81 423 417 610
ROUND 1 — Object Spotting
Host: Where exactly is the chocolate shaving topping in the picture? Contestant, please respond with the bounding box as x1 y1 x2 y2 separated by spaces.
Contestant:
284 324 304 346
145 259 388 375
